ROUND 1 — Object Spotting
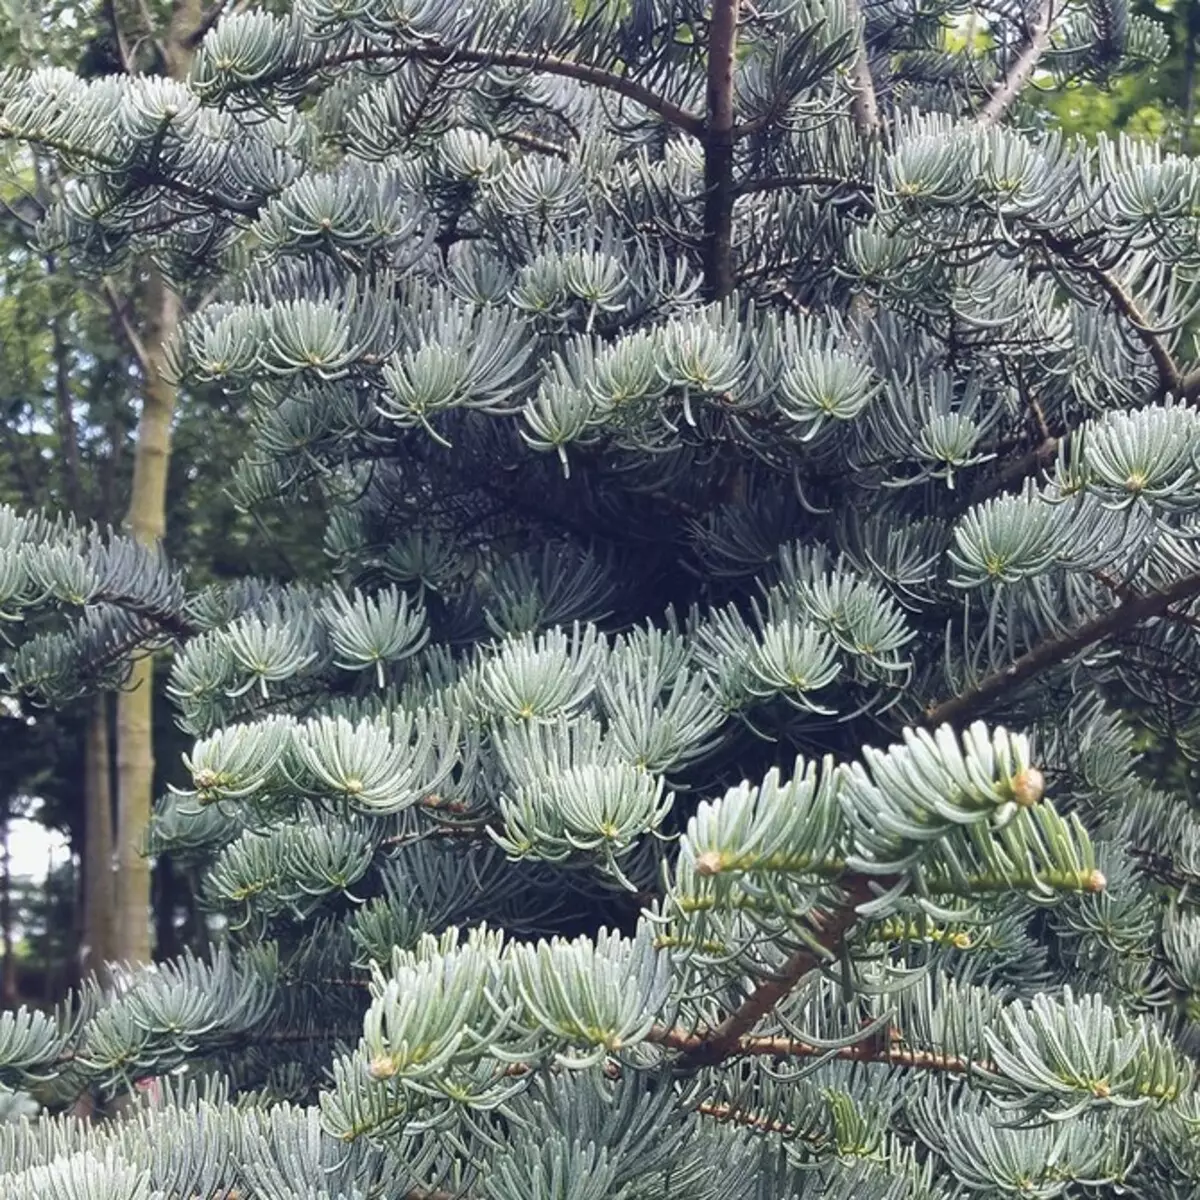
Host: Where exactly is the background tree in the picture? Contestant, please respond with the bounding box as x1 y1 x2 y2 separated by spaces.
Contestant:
4 0 1200 1198
0 0 326 980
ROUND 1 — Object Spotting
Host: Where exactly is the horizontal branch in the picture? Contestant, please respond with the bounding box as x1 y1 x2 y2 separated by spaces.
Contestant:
651 1024 990 1076
295 44 705 137
735 173 868 197
425 46 703 135
924 570 1200 728
962 434 1060 510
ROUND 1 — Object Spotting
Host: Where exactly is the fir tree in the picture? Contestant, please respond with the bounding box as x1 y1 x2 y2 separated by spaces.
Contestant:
1 0 1199 1196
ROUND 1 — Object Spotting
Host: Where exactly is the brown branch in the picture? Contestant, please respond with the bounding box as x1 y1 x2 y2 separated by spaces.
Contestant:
962 434 1060 510
702 0 742 301
844 0 880 136
674 879 873 1068
1093 570 1200 634
1042 234 1183 396
494 130 570 161
102 0 136 75
978 0 1056 127
652 1023 989 1076
696 1100 797 1136
415 46 704 137
923 570 1200 729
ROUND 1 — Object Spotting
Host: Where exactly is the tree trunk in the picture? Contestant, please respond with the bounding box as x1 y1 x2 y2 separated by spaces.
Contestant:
114 272 180 967
82 693 116 980
701 0 741 302
0 795 15 1007
1183 0 1198 154
107 0 205 967
153 854 179 961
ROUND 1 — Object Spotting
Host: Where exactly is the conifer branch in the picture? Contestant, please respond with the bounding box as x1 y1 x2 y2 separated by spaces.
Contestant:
653 1024 990 1075
963 435 1061 509
101 278 155 380
182 0 231 50
923 571 1200 728
695 1101 798 1136
673 879 874 1067
1041 233 1184 396
323 46 706 136
978 0 1057 126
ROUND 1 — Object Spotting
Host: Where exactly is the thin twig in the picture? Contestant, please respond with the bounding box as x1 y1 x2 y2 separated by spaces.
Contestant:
1042 233 1183 396
100 277 154 378
102 0 135 74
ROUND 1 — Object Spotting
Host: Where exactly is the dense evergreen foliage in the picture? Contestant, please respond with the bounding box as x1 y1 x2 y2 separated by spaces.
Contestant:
2 0 1200 1196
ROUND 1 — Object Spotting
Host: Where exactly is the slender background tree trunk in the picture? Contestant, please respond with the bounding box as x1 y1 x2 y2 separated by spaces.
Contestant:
82 694 115 978
108 0 205 966
0 796 15 1007
115 272 180 967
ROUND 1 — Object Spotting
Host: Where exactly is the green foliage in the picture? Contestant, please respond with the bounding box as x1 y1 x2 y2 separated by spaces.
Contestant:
2 0 1200 1197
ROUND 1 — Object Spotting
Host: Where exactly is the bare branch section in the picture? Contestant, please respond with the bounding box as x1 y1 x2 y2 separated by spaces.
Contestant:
978 0 1056 127
923 570 1200 728
702 0 742 300
844 0 880 136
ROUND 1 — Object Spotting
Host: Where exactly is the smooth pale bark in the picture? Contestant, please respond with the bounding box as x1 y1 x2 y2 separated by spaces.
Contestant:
114 272 179 967
701 0 740 302
110 0 205 966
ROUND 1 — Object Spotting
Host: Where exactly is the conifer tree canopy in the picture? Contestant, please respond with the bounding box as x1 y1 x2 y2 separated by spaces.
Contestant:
4 0 1200 1195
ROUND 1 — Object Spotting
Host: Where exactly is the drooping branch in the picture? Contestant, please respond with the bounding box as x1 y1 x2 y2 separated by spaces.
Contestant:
702 0 742 301
978 0 1056 126
398 45 706 137
923 571 1200 728
1041 234 1185 397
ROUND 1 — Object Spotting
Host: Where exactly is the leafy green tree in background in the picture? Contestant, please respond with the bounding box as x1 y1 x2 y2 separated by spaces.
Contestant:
0 0 326 985
4 0 1200 1198
1041 0 1194 138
